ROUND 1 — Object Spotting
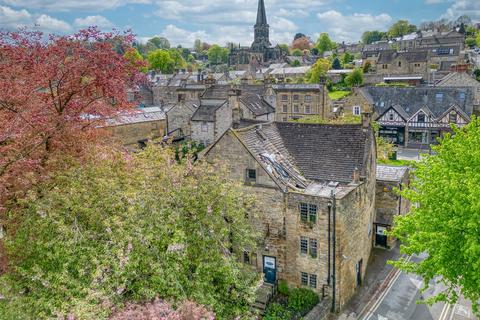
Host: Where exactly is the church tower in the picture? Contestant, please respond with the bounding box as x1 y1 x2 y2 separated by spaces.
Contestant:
251 0 271 51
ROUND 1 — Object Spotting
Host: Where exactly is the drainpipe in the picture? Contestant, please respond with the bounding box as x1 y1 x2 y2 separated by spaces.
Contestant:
327 202 332 285
331 189 337 313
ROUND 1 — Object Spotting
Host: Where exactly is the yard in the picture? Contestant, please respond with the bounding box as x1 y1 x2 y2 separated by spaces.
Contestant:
328 90 351 100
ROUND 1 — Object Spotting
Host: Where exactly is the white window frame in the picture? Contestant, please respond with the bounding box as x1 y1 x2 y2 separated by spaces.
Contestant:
201 121 208 132
353 106 361 116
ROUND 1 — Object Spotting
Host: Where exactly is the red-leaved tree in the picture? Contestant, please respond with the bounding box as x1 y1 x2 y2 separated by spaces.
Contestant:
0 28 144 270
0 27 143 209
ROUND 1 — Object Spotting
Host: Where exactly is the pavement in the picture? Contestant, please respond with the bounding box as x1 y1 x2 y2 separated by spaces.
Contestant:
335 245 402 320
396 147 431 162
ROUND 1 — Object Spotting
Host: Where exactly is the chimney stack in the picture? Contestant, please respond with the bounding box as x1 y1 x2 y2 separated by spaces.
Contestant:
353 167 360 183
229 85 242 128
361 111 372 129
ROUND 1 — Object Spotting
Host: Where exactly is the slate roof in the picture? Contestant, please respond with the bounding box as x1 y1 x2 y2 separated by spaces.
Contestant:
378 50 428 64
240 92 275 116
235 122 372 185
191 100 227 122
200 84 272 116
365 86 474 119
272 84 322 91
106 107 167 126
376 165 408 182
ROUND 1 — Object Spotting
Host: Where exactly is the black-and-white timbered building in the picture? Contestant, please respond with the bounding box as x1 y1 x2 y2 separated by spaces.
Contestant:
363 87 475 148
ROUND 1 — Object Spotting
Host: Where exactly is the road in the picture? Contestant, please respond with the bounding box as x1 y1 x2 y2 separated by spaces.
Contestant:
360 254 477 320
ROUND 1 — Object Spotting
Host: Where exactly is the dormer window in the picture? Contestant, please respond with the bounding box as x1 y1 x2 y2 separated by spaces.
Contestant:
459 92 465 104
436 93 444 103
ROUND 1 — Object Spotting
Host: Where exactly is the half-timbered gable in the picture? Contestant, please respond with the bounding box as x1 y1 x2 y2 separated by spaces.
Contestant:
438 105 470 127
378 105 407 125
408 106 435 128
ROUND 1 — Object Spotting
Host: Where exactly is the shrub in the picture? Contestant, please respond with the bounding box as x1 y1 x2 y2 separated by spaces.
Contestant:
278 280 290 296
264 303 293 320
287 288 319 315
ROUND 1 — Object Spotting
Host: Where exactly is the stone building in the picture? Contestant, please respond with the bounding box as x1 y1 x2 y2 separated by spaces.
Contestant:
190 99 231 146
334 88 375 118
106 107 167 148
203 119 377 311
436 72 480 114
375 51 429 78
375 165 410 249
229 0 282 70
273 84 330 122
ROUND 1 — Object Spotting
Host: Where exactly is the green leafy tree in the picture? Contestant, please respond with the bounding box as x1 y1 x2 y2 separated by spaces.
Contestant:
362 30 388 44
291 60 301 67
388 20 417 38
341 52 354 66
390 118 480 316
168 48 187 69
363 61 372 73
331 57 342 70
466 37 477 48
147 49 175 73
278 44 289 55
148 36 171 49
123 47 147 73
207 45 229 65
291 48 303 57
344 68 364 87
316 33 335 55
307 58 330 83
476 33 480 47
0 145 259 319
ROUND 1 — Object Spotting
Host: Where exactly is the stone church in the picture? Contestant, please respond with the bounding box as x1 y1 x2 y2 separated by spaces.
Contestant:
229 0 283 70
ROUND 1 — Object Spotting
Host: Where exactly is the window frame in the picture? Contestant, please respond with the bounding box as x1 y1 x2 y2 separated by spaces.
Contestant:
301 272 308 286
353 106 361 116
282 104 288 113
309 239 318 258
245 169 257 183
305 105 311 114
281 94 288 101
309 274 317 288
300 237 308 255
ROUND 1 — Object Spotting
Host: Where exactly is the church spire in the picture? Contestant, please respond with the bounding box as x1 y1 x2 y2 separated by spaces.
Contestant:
256 0 267 26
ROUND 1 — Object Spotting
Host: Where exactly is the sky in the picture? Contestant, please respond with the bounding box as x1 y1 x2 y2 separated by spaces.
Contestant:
0 0 479 47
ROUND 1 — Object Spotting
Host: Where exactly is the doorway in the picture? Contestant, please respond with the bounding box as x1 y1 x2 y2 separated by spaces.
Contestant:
263 256 277 284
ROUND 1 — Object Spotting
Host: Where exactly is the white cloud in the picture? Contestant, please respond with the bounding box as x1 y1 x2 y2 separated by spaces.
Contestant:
0 5 71 32
0 0 151 12
316 10 392 42
35 14 71 32
74 15 114 28
441 0 480 22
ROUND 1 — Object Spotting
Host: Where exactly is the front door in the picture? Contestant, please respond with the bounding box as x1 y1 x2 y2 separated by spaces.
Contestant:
375 225 388 248
263 256 276 284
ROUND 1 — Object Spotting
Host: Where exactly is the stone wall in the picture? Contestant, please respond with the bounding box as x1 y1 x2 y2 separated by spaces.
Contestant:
166 103 195 136
191 121 215 145
108 119 166 147
375 171 410 248
215 103 233 140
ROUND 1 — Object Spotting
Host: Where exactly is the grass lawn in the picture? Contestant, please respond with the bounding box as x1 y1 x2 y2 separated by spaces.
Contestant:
328 90 351 100
377 158 414 167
